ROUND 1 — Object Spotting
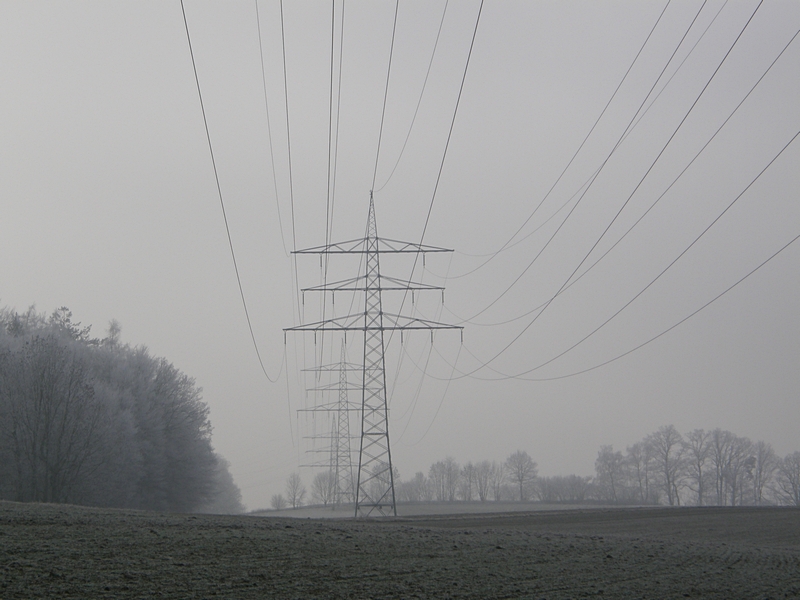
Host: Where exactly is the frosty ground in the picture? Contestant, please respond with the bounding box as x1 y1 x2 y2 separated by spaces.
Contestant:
1 501 798 599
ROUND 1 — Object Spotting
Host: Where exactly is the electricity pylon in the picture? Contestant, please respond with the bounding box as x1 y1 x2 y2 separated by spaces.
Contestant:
285 194 462 517
298 344 360 506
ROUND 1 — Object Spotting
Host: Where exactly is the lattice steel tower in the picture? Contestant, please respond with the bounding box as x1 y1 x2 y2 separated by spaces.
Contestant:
298 343 361 506
285 194 461 517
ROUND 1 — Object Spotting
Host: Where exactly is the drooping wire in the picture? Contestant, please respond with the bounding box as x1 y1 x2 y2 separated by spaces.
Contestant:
317 1 349 380
180 0 281 384
455 0 766 374
529 230 800 382
371 0 400 191
374 0 450 193
384 0 484 357
278 0 308 414
448 2 785 332
328 1 346 250
441 0 729 270
445 25 797 331
516 129 800 376
254 0 290 257
406 342 463 446
438 0 673 276
460 0 710 324
279 0 298 258
427 123 800 383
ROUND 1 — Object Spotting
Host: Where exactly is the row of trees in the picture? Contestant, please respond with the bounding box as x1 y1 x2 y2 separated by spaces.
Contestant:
270 426 800 509
593 425 800 507
0 306 243 513
270 450 542 509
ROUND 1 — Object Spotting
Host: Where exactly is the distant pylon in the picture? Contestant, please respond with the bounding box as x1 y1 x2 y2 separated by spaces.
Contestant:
296 346 359 507
331 341 355 505
285 193 462 517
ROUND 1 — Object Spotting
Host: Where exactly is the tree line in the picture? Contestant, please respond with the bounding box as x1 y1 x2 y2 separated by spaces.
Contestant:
593 424 800 507
270 426 800 509
0 306 243 514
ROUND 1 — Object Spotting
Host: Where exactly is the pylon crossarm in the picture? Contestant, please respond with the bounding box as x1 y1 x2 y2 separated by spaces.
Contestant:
306 382 363 392
381 313 464 331
302 274 444 293
303 362 363 372
297 403 362 412
285 312 464 332
293 236 453 255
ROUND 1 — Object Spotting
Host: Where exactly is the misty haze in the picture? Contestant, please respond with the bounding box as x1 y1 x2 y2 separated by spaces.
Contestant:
1 1 799 598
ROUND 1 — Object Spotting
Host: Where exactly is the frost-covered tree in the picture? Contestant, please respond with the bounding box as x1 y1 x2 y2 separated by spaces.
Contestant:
646 425 685 506
270 493 287 510
429 457 460 502
285 472 306 508
776 452 800 506
311 471 335 506
682 429 711 506
0 306 237 513
594 446 626 503
505 450 537 502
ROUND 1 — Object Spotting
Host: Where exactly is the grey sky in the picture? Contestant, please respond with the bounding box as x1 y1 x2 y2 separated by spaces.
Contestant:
1 1 798 510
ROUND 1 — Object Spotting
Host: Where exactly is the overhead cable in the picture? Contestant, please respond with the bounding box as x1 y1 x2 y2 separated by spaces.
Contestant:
458 0 766 374
180 0 281 384
461 0 712 323
371 0 400 191
374 0 450 193
443 0 674 274
254 0 290 257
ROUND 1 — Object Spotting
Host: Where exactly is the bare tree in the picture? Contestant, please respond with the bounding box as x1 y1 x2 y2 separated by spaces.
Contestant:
489 461 505 501
311 471 335 506
647 425 684 506
751 441 778 506
626 441 657 504
459 462 476 501
429 457 460 502
724 435 753 506
709 429 734 505
396 472 428 503
536 475 592 503
595 445 625 503
563 475 592 502
505 451 537 501
285 472 306 508
270 493 287 510
775 452 800 506
474 460 493 502
682 429 711 506
2 336 106 503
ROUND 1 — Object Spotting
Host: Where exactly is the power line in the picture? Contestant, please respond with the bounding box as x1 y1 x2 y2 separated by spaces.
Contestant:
437 1 673 275
447 11 796 333
254 0 289 257
374 0 450 193
180 0 280 384
279 0 298 257
381 0 484 393
442 0 729 275
455 0 766 376
458 0 711 324
527 230 800 382
370 0 400 191
516 128 800 378
429 125 800 383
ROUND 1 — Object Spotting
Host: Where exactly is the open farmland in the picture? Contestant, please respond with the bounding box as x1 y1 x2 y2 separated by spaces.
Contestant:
1 501 799 599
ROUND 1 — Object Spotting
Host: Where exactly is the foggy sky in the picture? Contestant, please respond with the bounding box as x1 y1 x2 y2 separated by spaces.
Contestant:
1 0 798 510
